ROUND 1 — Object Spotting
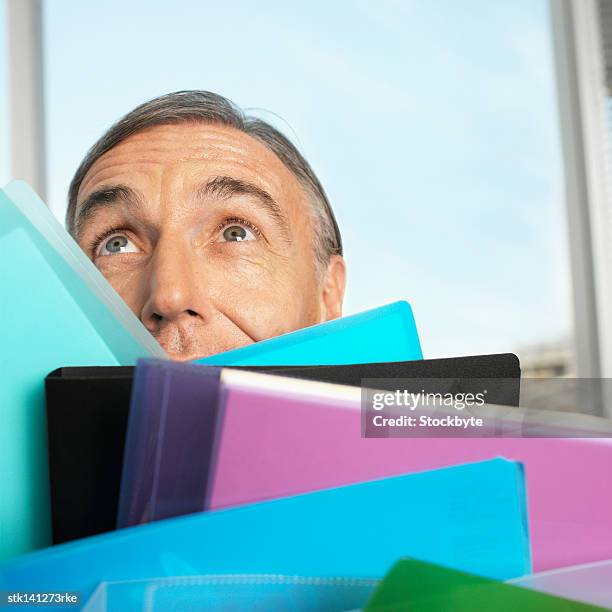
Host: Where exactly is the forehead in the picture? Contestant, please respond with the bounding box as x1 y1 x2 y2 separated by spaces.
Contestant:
77 122 304 206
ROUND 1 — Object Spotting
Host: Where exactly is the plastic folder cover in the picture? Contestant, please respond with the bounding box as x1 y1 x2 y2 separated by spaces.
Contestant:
0 459 530 604
511 559 612 610
0 182 164 560
82 574 378 611
117 362 223 528
196 301 422 365
364 558 605 611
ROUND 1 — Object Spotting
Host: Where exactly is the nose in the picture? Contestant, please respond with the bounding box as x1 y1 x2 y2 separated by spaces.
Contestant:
140 234 207 331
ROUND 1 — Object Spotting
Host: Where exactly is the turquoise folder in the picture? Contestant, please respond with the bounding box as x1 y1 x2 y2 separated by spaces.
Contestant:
196 301 422 366
0 182 165 561
82 574 379 611
0 459 531 607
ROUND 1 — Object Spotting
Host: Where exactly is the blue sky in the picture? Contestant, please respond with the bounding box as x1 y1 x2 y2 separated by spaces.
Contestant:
1 0 572 359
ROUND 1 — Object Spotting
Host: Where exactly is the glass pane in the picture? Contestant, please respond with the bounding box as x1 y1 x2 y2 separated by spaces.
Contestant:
43 0 573 371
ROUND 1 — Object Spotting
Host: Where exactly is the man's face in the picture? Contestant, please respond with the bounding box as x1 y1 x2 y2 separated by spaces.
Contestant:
74 123 345 360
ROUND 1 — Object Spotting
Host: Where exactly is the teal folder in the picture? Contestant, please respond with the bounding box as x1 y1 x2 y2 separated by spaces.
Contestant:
0 182 165 561
83 574 378 611
196 300 422 366
0 459 531 607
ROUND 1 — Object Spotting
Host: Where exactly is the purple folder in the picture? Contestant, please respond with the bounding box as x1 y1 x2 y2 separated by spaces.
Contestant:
117 362 222 527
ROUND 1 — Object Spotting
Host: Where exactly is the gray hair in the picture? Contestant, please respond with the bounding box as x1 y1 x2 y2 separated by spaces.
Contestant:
67 90 343 272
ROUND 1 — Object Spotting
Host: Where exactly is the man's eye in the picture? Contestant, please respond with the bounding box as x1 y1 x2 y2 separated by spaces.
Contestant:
97 234 140 256
217 224 257 243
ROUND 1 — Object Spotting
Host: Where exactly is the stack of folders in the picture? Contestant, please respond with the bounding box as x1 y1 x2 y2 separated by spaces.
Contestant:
2 180 612 611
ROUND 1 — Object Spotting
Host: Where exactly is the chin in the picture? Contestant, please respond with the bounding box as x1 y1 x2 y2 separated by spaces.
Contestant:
163 350 211 362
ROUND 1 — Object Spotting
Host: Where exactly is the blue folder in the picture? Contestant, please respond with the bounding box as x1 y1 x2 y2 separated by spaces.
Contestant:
0 458 531 607
0 182 165 560
196 301 422 366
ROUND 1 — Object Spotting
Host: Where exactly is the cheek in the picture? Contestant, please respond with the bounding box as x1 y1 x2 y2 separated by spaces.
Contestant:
205 249 321 339
95 261 147 317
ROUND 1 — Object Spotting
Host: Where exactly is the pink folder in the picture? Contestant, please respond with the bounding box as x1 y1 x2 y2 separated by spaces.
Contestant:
210 373 612 573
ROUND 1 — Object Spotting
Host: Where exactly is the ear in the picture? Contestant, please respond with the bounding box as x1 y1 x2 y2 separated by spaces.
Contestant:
320 255 346 321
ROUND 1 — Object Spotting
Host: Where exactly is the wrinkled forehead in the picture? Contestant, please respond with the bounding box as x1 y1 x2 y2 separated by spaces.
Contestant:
76 122 309 218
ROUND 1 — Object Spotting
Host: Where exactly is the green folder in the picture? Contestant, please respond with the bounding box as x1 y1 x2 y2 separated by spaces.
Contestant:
0 181 165 561
364 558 607 611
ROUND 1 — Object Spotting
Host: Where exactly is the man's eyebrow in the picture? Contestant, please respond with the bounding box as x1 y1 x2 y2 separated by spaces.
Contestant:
74 185 143 236
196 176 290 237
